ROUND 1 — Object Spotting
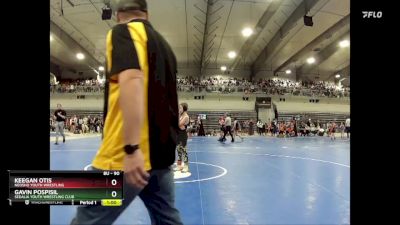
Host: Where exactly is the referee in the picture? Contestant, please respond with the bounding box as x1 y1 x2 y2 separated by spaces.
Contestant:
70 0 183 224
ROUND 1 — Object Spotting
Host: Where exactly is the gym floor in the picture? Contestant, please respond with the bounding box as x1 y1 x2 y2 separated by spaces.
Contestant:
50 135 350 225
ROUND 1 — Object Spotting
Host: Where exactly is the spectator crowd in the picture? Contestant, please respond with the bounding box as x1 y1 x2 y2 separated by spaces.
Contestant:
51 76 350 98
177 76 350 98
50 114 104 134
50 79 105 93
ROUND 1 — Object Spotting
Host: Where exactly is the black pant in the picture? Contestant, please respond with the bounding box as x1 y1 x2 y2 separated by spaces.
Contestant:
346 126 350 137
223 126 234 140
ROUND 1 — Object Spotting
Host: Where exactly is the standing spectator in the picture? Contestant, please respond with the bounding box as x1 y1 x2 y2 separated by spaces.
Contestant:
197 117 205 136
78 117 83 133
218 116 225 140
53 103 66 145
330 122 337 140
256 120 263 136
50 117 54 132
71 115 78 133
262 122 266 136
82 116 89 134
326 122 331 137
293 119 298 137
340 122 345 139
268 121 273 136
307 118 312 127
345 117 350 138
248 119 254 136
272 120 278 136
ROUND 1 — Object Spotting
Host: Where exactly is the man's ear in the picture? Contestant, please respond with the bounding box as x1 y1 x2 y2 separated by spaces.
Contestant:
116 12 120 23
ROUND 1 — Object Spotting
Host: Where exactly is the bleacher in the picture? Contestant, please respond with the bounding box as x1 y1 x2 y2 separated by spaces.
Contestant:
53 108 348 128
51 110 257 133
278 111 349 124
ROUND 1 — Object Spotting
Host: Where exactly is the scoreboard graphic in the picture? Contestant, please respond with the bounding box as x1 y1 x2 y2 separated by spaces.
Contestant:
8 170 123 206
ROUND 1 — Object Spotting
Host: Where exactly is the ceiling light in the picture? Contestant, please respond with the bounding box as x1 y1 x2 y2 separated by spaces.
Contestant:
99 66 105 71
242 27 253 37
307 57 315 64
228 51 237 59
221 66 227 71
335 74 341 78
285 69 292 74
50 35 53 42
339 40 350 48
76 53 85 60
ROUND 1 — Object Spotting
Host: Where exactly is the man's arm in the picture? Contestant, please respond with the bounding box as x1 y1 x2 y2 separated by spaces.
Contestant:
118 69 150 189
119 69 143 146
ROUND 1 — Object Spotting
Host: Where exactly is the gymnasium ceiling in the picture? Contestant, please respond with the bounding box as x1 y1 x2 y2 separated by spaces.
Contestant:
50 0 350 80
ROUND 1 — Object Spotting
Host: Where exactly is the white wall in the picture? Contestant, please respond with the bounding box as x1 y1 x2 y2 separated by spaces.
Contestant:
51 94 255 111
253 70 297 81
51 92 349 113
177 68 199 77
51 98 349 113
50 98 104 111
275 102 350 113
60 69 98 80
178 99 254 111
203 69 251 79
177 67 251 79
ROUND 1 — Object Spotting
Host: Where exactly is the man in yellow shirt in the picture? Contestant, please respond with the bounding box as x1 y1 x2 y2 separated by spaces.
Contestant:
70 0 183 224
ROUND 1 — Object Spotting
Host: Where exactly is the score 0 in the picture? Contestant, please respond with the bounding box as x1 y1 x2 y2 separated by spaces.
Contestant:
110 179 118 198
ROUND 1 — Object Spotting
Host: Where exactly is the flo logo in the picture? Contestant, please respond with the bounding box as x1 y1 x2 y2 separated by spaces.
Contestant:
362 11 383 18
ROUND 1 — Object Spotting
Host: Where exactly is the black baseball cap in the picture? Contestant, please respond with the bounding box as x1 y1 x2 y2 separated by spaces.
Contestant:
110 0 147 12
